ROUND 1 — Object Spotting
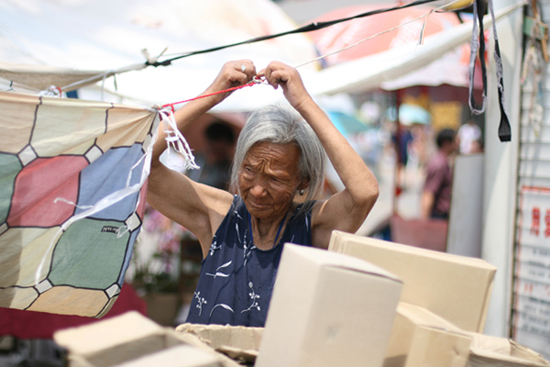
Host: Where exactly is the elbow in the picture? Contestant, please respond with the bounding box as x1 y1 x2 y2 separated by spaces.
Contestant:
364 177 379 208
347 184 379 234
365 182 379 214
354 179 379 218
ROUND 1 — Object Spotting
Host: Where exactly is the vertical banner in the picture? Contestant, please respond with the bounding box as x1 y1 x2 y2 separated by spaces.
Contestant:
513 186 550 349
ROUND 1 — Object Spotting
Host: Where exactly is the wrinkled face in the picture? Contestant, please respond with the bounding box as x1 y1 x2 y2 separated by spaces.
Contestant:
239 142 305 221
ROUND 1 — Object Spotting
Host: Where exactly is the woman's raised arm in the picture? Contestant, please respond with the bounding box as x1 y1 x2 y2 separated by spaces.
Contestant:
147 60 256 256
262 61 379 249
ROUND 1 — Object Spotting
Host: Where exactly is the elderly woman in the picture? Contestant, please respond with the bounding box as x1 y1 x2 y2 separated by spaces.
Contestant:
147 60 378 326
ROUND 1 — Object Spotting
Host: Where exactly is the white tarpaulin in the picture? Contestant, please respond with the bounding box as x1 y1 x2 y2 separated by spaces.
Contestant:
0 0 319 111
0 0 525 109
303 1 525 95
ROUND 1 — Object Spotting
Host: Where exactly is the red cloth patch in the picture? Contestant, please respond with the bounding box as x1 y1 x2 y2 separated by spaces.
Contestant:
8 156 88 227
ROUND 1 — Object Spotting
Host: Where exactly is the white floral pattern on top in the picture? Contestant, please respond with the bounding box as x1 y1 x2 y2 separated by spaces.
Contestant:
209 235 222 257
210 303 235 317
194 291 207 316
241 282 261 313
241 223 257 266
205 260 232 278
235 223 241 243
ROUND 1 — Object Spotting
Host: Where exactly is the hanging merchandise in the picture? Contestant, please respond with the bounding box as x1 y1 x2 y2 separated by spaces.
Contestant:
469 0 512 142
521 0 549 137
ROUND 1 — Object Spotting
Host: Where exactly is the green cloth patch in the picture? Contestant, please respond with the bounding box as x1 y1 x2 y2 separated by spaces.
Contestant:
0 153 22 225
49 218 130 289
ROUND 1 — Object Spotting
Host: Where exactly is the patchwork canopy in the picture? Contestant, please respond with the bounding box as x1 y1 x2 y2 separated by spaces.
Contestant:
0 92 158 317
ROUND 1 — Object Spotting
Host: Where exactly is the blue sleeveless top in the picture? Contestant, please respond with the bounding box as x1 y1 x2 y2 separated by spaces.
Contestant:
186 195 313 327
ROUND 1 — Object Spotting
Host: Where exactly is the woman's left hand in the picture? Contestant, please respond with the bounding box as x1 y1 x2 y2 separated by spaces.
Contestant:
260 61 312 111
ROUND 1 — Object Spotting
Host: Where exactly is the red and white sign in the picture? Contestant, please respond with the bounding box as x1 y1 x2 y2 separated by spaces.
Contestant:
518 187 550 248
514 186 550 341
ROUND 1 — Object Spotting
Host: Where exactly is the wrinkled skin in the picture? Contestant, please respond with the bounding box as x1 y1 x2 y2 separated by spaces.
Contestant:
238 142 306 223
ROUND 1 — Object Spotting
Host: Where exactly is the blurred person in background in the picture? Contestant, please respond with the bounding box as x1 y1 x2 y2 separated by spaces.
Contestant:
420 128 458 220
188 121 235 190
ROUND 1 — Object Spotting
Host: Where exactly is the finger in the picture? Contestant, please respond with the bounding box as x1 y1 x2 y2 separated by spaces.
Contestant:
267 69 289 90
262 65 280 89
235 60 255 81
224 71 248 88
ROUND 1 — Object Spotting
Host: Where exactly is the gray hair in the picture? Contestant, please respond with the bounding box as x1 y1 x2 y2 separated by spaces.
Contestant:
229 104 327 208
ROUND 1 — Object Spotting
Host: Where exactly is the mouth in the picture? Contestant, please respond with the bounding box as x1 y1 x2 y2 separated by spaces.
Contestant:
247 200 271 211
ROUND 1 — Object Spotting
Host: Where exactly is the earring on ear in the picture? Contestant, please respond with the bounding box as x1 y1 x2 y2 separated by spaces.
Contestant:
299 189 305 196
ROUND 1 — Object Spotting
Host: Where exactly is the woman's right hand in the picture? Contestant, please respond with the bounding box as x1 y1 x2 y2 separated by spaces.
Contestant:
203 60 256 104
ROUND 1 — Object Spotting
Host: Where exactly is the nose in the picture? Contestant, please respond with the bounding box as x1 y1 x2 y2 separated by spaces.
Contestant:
250 178 268 197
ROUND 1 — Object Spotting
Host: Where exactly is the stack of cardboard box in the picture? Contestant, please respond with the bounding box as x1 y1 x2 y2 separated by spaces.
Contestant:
327 231 550 367
55 231 550 367
254 231 549 367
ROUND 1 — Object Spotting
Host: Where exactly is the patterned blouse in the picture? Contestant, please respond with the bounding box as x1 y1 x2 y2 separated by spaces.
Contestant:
186 195 313 327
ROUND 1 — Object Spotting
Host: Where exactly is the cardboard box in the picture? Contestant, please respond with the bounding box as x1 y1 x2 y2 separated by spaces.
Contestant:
384 303 472 367
467 333 550 367
176 323 263 364
328 231 497 333
112 345 219 367
383 303 550 367
256 243 403 367
54 311 221 367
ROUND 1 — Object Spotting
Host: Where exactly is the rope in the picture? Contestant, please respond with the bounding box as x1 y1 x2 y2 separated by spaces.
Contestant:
295 1 454 69
160 78 264 111
161 0 466 109
43 0 459 95
147 0 442 67
58 62 147 93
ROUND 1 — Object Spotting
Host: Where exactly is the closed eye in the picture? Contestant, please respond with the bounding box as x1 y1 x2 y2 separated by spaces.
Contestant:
241 166 255 179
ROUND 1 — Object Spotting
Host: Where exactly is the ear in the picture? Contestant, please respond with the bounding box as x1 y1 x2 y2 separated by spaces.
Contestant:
298 179 310 191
